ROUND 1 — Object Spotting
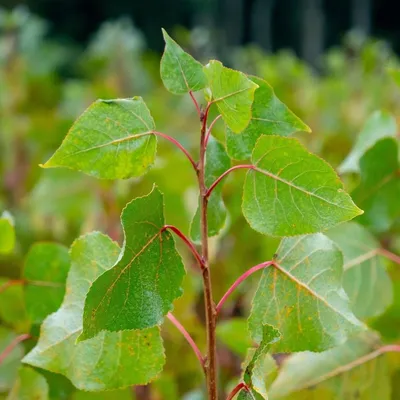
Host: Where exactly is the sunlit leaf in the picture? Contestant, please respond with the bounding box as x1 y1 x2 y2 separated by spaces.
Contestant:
339 111 397 174
42 97 157 179
0 327 24 392
352 138 400 233
7 367 49 400
327 222 393 319
160 29 206 95
23 232 165 391
190 137 230 241
242 135 362 237
269 332 391 400
248 234 365 352
0 212 15 254
204 61 258 133
81 187 185 340
23 243 70 323
226 76 310 160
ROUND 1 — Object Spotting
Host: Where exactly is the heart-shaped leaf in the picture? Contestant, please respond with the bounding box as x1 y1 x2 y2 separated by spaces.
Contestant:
242 135 363 237
160 29 206 95
42 97 157 180
80 187 185 340
204 61 258 133
248 234 365 352
23 232 165 391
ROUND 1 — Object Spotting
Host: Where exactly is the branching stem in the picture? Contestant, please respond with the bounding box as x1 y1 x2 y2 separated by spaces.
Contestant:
205 165 255 199
204 115 222 147
226 382 249 400
161 225 204 270
216 261 275 315
0 334 31 366
167 312 205 371
189 91 202 118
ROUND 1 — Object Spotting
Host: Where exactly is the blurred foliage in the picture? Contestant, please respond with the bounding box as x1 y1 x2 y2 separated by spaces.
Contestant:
0 6 400 399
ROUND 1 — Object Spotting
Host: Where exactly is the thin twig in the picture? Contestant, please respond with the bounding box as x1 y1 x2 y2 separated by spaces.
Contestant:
167 312 205 371
204 115 222 147
205 165 255 199
161 225 205 270
153 131 197 171
377 248 400 265
0 279 25 294
0 334 31 366
226 382 249 400
189 91 201 118
216 261 275 315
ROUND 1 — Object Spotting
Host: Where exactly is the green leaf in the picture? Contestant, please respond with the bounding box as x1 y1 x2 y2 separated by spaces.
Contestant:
0 327 24 392
190 137 230 241
242 135 363 237
243 325 280 399
0 279 29 332
204 61 258 133
352 138 400 233
160 29 206 95
23 232 165 391
339 111 397 174
23 243 70 323
327 222 393 319
216 318 253 357
237 390 255 400
269 332 390 399
42 97 157 179
388 68 400 87
80 187 185 340
7 367 49 400
248 234 365 352
226 76 310 160
0 212 15 254
71 390 132 400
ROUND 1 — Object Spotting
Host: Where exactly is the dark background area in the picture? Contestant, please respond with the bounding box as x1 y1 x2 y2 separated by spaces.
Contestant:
1 0 400 64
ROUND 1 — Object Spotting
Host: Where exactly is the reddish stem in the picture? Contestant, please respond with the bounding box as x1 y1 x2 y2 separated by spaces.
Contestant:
216 261 275 315
0 279 25 294
161 225 205 270
226 382 249 400
0 334 31 366
189 91 202 118
204 115 222 147
377 248 400 265
205 165 255 199
153 131 197 171
167 312 205 371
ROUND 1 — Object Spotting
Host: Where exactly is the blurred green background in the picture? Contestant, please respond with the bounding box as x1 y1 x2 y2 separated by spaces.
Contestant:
1 1 400 399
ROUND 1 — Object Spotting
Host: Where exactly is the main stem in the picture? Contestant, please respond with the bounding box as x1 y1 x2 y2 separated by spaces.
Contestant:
199 105 218 400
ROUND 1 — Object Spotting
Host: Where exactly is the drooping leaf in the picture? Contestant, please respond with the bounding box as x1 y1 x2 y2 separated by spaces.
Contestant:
248 234 365 352
160 29 206 95
23 232 165 391
190 137 230 241
204 61 258 133
352 138 400 233
42 97 157 179
23 243 70 323
216 318 253 357
71 390 132 400
226 76 310 160
327 222 393 319
7 367 49 400
0 212 15 254
242 325 280 399
242 135 363 237
0 327 24 392
269 332 391 400
80 187 185 340
339 110 397 174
